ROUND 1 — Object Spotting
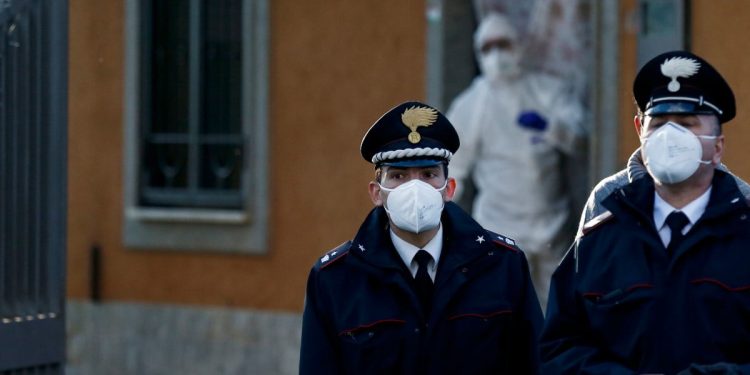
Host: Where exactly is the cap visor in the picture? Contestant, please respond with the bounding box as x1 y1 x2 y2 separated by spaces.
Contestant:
645 101 716 117
379 158 444 168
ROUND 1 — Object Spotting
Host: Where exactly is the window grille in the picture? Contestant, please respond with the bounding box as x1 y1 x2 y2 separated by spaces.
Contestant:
139 0 244 209
123 0 269 253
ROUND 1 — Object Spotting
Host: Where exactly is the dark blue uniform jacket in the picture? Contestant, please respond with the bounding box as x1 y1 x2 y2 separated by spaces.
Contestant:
541 170 750 374
300 202 543 374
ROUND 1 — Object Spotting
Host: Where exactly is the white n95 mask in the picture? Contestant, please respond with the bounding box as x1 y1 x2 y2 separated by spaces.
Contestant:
479 49 521 82
379 179 446 234
641 121 716 184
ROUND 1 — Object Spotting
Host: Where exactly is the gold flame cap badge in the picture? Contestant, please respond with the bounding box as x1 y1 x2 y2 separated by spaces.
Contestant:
401 106 438 144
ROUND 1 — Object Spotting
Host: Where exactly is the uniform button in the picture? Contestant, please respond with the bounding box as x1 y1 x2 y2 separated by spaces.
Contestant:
461 267 469 273
487 251 494 256
414 328 420 333
741 214 747 220
368 332 374 337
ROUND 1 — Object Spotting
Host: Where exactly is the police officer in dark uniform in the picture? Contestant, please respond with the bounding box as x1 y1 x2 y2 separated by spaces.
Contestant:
541 51 750 374
300 101 543 374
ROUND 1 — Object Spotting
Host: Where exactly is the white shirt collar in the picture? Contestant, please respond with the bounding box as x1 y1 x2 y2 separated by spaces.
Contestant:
390 224 443 280
653 186 712 231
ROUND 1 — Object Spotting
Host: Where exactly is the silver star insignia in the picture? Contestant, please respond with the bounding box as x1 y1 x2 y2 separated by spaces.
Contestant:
476 235 485 244
358 244 366 252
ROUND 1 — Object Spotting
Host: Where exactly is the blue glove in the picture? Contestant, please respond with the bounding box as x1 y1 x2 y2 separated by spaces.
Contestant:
677 362 741 375
517 111 548 131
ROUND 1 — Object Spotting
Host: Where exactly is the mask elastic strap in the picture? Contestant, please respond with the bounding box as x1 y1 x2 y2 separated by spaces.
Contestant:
378 183 395 193
698 135 719 165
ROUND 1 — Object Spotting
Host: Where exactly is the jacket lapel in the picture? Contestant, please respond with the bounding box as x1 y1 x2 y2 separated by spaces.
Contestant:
671 171 747 261
430 203 499 322
603 176 666 254
348 203 507 322
348 207 425 317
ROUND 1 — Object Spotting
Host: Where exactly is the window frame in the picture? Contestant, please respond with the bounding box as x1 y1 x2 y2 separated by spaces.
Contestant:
122 0 269 253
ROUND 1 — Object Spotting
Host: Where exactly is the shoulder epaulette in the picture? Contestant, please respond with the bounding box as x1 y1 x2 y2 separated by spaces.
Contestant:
317 241 351 269
580 210 614 237
487 231 521 253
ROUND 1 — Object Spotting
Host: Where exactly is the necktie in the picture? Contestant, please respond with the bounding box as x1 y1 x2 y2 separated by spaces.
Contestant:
665 211 690 256
414 250 434 315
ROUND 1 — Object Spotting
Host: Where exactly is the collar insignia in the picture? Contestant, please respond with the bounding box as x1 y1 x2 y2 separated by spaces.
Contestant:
401 106 438 144
660 57 700 92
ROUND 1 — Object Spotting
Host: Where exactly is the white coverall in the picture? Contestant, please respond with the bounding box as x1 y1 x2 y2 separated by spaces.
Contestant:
446 14 586 307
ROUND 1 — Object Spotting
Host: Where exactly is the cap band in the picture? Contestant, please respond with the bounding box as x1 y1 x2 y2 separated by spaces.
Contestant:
371 147 453 164
649 96 723 115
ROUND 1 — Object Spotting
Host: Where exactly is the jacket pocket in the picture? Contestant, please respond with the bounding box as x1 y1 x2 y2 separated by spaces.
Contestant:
441 306 515 373
690 277 750 314
690 277 750 293
446 308 514 342
582 283 654 307
338 318 406 345
689 276 750 354
582 283 655 346
338 319 407 374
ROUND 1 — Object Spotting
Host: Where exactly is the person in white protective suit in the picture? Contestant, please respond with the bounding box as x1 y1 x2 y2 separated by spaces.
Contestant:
447 12 586 308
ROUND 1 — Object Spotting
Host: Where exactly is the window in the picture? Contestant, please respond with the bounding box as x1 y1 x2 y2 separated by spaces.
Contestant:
123 0 269 253
636 0 686 67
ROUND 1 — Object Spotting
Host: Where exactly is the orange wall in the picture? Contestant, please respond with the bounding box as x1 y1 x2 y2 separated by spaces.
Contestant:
691 0 750 181
618 1 750 182
69 1 750 314
68 0 427 312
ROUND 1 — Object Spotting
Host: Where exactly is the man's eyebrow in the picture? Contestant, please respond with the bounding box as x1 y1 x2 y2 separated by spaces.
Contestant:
385 167 407 173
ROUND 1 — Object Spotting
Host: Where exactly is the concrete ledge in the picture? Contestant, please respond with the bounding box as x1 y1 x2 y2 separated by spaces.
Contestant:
66 300 301 375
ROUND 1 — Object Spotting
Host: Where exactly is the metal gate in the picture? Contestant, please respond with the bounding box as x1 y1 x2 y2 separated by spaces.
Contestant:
0 0 67 372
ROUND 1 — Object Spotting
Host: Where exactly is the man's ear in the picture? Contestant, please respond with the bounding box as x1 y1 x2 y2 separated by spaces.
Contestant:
713 135 725 164
634 115 643 138
443 178 457 201
368 181 384 206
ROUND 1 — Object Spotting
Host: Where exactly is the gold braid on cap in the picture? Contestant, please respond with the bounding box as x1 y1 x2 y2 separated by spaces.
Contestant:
401 106 438 144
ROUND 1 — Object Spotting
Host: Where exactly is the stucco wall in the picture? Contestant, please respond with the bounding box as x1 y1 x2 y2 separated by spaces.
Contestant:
67 0 750 322
67 0 428 312
691 0 750 181
617 0 750 182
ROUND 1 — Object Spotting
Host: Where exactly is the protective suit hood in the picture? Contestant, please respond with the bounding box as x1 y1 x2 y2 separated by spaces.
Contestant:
473 12 518 52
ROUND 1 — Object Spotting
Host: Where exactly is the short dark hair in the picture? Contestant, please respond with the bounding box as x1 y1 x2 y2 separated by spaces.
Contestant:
709 116 723 136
